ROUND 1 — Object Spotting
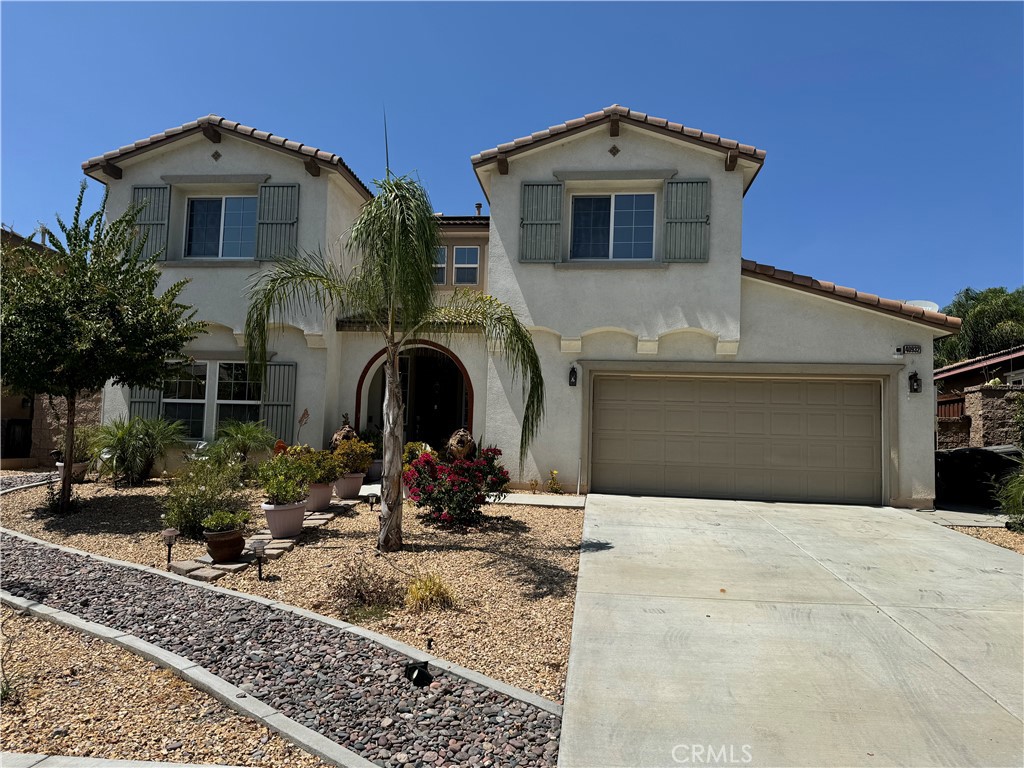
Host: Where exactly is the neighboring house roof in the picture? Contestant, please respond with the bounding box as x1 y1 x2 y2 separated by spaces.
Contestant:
1 226 55 256
437 215 489 230
934 345 1024 378
741 259 961 334
82 115 372 200
472 104 766 193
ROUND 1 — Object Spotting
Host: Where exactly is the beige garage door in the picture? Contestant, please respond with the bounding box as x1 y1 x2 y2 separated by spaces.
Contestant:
591 376 882 503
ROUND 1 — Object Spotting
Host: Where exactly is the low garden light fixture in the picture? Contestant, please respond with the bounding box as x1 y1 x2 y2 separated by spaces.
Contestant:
250 539 268 581
404 660 433 688
367 493 380 514
569 364 578 387
160 528 179 567
908 371 922 394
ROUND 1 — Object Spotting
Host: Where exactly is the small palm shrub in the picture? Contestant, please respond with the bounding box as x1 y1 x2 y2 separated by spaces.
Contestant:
214 421 277 463
94 416 185 486
164 460 247 538
405 573 456 613
996 461 1024 532
334 438 376 475
55 424 99 463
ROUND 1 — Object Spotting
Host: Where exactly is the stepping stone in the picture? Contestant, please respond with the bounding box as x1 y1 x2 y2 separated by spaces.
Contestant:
302 519 325 528
169 560 204 576
188 567 226 582
263 548 286 560
196 554 213 565
256 529 272 536
211 562 249 574
267 538 296 546
248 533 273 541
266 541 294 552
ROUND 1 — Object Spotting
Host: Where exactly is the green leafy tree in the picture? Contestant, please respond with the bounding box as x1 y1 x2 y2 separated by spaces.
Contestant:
246 174 544 551
0 183 205 512
935 287 1024 368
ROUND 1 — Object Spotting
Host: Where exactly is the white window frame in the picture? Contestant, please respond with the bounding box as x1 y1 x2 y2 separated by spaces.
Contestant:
1008 371 1024 386
214 362 262 429
161 362 208 440
433 246 448 285
453 246 480 285
183 195 258 259
568 192 657 261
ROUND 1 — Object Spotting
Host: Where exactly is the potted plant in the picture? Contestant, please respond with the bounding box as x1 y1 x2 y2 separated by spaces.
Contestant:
333 438 376 499
255 453 311 538
55 425 98 483
201 508 250 563
289 447 344 512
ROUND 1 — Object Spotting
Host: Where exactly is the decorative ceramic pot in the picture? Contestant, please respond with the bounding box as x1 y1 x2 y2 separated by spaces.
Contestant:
55 461 89 484
306 482 335 512
334 473 365 500
203 528 245 563
262 500 307 538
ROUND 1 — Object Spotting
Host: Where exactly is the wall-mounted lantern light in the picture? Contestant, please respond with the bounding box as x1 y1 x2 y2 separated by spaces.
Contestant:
569 364 578 387
908 371 922 394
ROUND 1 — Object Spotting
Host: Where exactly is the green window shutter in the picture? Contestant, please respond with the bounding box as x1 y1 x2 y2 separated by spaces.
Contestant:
131 185 171 260
256 184 299 260
128 385 162 420
663 180 710 263
260 362 296 443
519 182 563 263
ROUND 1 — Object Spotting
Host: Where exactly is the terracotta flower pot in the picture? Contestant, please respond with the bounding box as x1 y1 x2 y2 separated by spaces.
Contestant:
262 500 307 538
203 528 245 563
334 473 365 500
307 482 335 512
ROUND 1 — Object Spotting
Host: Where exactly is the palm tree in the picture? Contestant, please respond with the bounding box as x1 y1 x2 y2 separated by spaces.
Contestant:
245 175 544 551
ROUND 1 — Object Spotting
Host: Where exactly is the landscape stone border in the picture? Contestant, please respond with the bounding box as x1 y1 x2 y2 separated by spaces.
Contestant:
0 753 248 768
1 527 562 767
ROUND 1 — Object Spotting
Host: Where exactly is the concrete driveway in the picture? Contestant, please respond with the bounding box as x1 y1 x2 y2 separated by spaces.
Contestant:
560 496 1023 768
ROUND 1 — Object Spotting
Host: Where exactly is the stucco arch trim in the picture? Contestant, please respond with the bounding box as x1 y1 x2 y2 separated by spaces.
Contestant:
352 339 474 433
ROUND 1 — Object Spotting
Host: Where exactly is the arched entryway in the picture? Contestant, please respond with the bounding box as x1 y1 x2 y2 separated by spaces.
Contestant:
356 342 473 450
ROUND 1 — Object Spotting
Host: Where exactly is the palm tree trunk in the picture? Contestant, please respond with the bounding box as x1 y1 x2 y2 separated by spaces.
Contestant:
378 347 404 552
59 393 76 513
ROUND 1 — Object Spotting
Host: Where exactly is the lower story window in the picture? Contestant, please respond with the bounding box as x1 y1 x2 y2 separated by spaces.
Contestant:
570 193 655 260
216 362 262 427
162 363 207 439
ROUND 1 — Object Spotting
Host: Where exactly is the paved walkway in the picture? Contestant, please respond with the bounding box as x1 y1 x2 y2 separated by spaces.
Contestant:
560 495 1023 768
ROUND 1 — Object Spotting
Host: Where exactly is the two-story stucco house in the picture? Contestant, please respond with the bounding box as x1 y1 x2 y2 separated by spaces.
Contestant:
87 105 959 508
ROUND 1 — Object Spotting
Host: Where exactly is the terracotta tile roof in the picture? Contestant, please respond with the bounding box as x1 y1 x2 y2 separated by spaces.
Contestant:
437 215 489 227
741 259 961 333
934 344 1024 376
471 104 767 166
82 115 372 199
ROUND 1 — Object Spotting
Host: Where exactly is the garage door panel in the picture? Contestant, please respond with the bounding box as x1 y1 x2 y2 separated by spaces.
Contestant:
591 376 882 504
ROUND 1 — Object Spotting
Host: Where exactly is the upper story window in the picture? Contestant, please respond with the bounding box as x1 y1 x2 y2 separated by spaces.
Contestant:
185 196 258 259
570 193 655 260
453 246 480 284
433 247 447 284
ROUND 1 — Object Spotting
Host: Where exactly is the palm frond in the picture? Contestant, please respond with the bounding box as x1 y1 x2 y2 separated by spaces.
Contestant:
419 290 545 468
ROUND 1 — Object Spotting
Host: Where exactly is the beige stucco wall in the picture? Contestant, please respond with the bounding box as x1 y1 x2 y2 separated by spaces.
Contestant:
96 133 367 450
483 123 745 346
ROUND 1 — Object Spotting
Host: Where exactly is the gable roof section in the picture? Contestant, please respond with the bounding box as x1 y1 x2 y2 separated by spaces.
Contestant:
82 115 372 200
472 104 766 192
934 345 1024 378
741 259 961 334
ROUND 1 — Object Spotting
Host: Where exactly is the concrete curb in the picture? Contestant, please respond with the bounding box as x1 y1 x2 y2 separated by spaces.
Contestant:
0 590 376 768
0 752 248 767
0 526 563 719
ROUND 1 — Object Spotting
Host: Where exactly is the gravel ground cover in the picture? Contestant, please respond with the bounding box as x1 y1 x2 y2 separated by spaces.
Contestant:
949 525 1024 554
0 607 329 766
0 470 57 490
0 481 583 700
1 534 561 768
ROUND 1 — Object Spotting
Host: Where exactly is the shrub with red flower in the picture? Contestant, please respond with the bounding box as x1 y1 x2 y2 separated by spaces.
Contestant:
403 445 510 525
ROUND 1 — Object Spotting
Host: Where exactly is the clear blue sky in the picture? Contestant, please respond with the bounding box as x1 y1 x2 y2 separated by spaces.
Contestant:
2 2 1021 308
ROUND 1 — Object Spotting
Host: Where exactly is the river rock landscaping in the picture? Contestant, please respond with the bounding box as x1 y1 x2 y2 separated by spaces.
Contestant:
2 533 561 767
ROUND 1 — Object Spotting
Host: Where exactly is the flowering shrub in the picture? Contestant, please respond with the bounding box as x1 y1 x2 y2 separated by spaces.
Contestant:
333 438 376 475
164 460 247 538
255 453 311 505
403 446 510 525
283 445 344 484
